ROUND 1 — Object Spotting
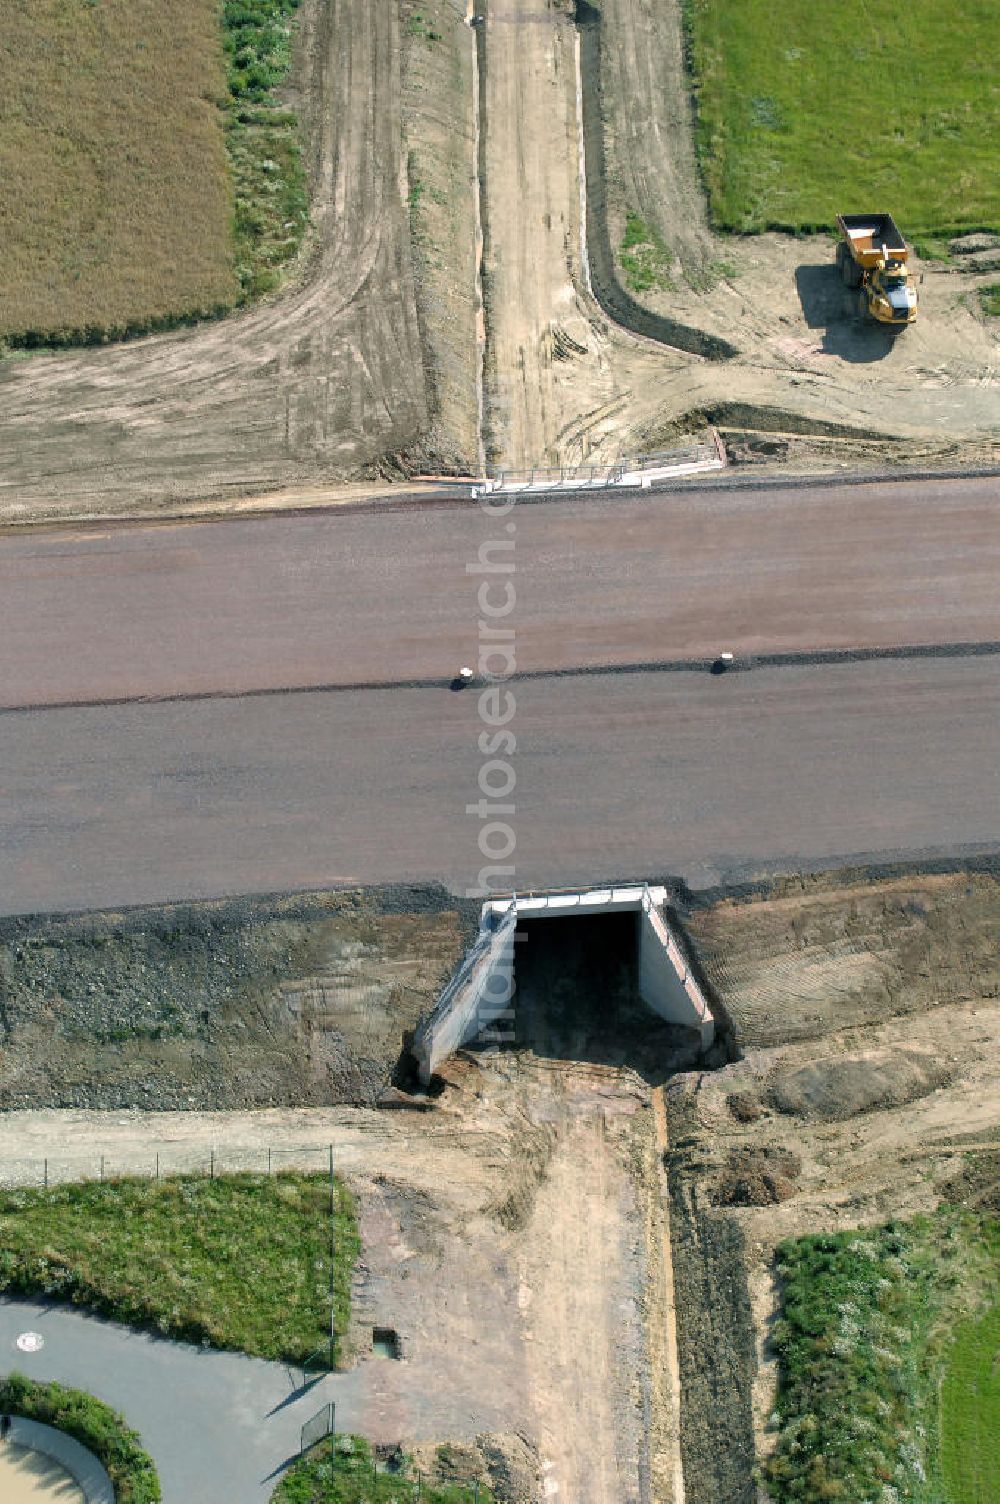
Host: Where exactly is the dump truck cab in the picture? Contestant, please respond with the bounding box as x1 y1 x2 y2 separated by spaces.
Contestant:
866 257 918 325
835 213 918 327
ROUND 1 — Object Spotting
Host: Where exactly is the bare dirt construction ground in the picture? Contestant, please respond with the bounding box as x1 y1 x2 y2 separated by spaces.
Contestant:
2 0 996 523
478 0 999 471
0 0 429 524
0 887 466 1111
0 916 704 1504
2 870 998 1501
669 865 1000 1493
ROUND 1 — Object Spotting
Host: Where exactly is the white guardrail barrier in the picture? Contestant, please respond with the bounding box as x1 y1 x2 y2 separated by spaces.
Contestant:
471 435 726 496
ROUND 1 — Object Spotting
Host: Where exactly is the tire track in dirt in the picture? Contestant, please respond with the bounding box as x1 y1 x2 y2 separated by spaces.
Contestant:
0 0 427 523
575 3 736 359
476 0 998 473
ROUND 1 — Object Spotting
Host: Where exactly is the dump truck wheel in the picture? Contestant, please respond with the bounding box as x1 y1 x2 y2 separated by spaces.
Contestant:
858 290 870 322
837 244 855 285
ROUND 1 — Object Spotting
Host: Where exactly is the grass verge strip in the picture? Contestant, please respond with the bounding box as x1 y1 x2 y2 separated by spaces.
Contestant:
224 0 308 300
765 1208 999 1503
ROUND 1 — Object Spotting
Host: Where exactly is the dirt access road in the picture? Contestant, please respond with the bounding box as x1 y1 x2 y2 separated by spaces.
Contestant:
0 0 427 523
2 0 995 526
478 0 999 469
0 1052 678 1504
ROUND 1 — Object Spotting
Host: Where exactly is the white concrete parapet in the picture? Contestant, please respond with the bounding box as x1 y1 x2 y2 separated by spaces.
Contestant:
639 890 715 1049
486 884 667 920
412 910 517 1085
471 440 725 497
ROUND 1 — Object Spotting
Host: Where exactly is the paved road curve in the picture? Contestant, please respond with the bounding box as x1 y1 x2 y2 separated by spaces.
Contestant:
1 476 998 708
0 1296 483 1504
1 658 998 915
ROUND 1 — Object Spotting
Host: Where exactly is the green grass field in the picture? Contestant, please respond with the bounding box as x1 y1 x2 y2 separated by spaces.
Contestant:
0 1172 358 1363
0 0 305 345
765 1209 999 1503
684 0 1000 235
941 1301 1000 1503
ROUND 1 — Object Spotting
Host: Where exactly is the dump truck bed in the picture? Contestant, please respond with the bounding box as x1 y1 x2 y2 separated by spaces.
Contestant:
837 212 909 266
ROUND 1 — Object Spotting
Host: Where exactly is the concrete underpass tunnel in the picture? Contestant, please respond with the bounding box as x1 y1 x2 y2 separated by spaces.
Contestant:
508 911 703 1081
412 886 720 1086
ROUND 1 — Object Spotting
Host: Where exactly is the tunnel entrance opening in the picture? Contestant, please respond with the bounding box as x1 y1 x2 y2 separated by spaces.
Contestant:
462 911 706 1084
411 885 718 1086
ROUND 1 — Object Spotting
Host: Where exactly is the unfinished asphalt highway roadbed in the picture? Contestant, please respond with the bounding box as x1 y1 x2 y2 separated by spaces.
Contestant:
1 474 997 916
1 476 998 709
1 656 998 916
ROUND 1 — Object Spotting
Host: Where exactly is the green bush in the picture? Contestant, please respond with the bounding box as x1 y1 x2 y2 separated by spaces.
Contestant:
765 1211 999 1503
619 212 675 294
0 1374 160 1503
978 283 1000 317
222 0 308 299
272 1434 495 1503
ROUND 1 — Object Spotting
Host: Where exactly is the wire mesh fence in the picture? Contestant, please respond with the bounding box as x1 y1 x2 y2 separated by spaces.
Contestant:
0 1142 340 1191
300 1401 335 1455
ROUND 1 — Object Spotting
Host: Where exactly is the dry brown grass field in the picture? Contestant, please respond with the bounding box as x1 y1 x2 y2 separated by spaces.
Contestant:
0 0 239 342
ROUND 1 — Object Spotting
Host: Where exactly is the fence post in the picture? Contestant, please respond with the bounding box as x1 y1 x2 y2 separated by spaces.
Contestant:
43 1158 48 1190
155 1153 159 1181
100 1155 105 1183
267 1147 272 1176
328 1144 336 1370
210 1149 215 1180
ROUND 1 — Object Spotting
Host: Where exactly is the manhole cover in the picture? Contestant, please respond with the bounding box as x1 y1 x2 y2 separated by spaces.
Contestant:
16 1331 44 1353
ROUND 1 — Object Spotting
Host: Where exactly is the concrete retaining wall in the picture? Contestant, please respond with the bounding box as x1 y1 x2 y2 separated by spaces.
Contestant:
412 912 517 1084
7 1416 115 1503
415 886 715 1079
639 899 715 1049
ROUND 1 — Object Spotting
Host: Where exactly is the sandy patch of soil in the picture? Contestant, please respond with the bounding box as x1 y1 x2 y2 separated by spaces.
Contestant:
2 0 996 526
669 867 1000 1482
477 0 999 471
682 868 1000 1046
402 0 481 470
0 1445 82 1504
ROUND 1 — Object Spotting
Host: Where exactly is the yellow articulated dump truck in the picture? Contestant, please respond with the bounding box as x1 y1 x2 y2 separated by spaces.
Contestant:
835 212 918 327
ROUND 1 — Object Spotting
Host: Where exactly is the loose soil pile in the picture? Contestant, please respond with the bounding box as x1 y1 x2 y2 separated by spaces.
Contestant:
769 1047 951 1120
712 1144 801 1206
